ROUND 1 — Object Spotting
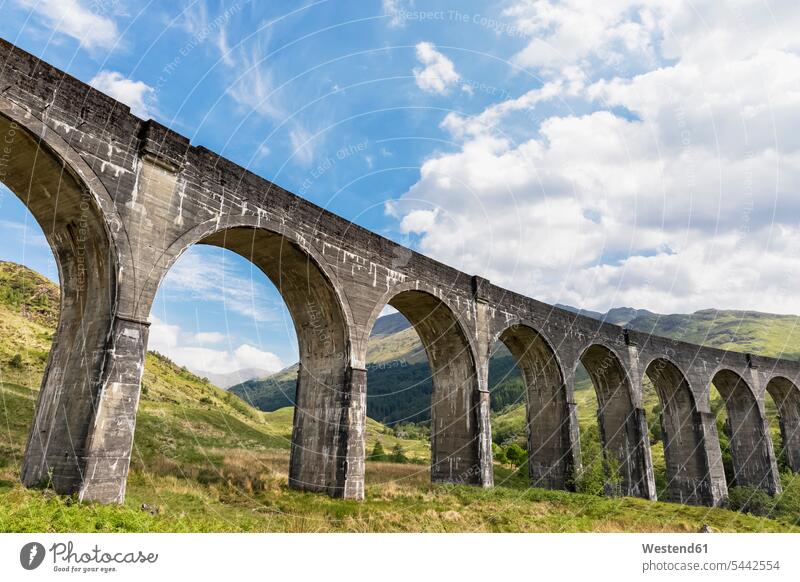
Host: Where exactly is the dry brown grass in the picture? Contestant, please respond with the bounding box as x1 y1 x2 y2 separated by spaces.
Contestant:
132 448 290 497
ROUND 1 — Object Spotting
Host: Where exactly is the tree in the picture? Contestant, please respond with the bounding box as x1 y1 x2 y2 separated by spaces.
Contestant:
370 441 387 461
390 444 408 464
649 403 663 444
504 443 527 468
492 442 508 466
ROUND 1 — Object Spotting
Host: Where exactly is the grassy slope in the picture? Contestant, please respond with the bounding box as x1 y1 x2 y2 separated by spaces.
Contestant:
231 319 522 423
0 260 797 532
626 309 800 360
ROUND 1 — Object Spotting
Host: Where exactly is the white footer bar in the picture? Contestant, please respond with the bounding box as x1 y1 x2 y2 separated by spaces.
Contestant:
1 533 797 580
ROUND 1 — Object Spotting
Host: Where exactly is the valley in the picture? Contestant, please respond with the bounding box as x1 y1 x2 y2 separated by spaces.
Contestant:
1 260 799 532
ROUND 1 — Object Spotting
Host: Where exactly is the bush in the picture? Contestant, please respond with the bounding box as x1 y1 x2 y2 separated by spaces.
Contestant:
773 472 800 525
9 354 23 368
390 444 408 464
505 443 527 468
492 443 508 466
573 425 606 496
726 486 775 517
648 403 662 444
370 441 387 461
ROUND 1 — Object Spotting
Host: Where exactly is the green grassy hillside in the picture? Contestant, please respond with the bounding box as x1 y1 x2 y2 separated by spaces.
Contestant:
232 314 524 424
626 309 800 360
1 260 799 532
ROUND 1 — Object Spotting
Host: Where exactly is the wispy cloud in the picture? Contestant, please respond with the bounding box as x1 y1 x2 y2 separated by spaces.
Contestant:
160 248 280 322
0 220 49 248
289 125 316 166
17 0 120 50
223 35 321 166
383 0 411 28
179 6 320 166
184 7 284 121
226 42 285 121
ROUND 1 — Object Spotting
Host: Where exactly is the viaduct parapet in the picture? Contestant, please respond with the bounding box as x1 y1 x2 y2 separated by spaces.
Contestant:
1 38 797 506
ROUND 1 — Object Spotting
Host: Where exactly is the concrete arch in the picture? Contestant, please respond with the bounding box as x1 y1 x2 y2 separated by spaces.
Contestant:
494 323 574 490
643 357 722 505
366 287 490 486
765 376 800 473
0 101 134 498
136 213 356 343
363 280 478 365
579 343 654 499
713 369 780 494
140 216 362 498
0 96 130 255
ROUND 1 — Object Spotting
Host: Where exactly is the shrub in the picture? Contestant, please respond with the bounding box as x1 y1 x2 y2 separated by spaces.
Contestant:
573 425 609 496
773 472 800 525
603 455 624 497
9 354 23 368
648 403 663 444
492 443 508 466
370 441 387 462
505 443 527 468
726 486 775 517
390 444 408 464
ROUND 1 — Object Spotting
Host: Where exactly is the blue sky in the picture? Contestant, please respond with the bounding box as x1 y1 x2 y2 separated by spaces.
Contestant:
2 0 799 375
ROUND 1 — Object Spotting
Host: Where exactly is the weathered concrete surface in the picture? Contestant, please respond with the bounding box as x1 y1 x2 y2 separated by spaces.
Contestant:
766 377 800 473
1 38 799 506
645 359 715 504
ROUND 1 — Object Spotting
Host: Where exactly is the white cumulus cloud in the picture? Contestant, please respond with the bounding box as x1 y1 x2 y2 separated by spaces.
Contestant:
17 0 120 50
389 0 800 315
413 42 460 94
148 316 283 376
89 71 156 119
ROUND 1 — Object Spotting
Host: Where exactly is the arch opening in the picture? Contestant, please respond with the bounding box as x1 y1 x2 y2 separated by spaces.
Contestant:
712 369 779 494
580 345 652 498
644 359 711 504
765 377 800 474
365 290 485 486
359 309 432 490
146 225 355 497
0 111 117 494
493 324 572 490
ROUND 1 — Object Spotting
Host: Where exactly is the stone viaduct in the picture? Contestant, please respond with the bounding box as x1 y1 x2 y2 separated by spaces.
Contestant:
1 38 799 507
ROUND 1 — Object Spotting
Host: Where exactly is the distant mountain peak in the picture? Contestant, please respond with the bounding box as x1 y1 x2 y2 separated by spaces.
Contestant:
370 311 412 336
555 303 654 325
